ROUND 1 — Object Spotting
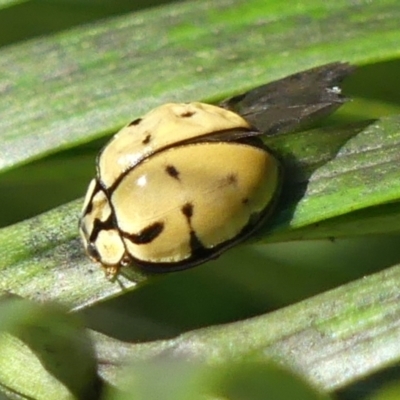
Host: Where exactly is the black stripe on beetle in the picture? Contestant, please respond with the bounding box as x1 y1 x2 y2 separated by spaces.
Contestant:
82 179 102 215
188 230 205 253
180 203 207 253
88 216 114 243
124 222 164 244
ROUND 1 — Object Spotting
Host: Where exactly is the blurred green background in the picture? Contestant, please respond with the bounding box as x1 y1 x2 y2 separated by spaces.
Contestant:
1 1 400 398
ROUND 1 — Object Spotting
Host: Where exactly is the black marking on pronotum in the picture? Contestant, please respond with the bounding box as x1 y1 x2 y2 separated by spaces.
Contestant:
88 215 115 244
166 165 180 180
142 134 151 144
180 110 195 117
85 200 94 215
87 242 101 261
84 193 95 215
181 203 193 219
128 118 142 126
124 222 164 244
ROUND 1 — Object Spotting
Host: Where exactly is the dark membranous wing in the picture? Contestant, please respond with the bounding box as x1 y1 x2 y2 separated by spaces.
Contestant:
219 62 355 136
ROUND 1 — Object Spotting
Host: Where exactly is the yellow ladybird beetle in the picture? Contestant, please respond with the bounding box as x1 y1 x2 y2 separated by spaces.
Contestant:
79 62 353 278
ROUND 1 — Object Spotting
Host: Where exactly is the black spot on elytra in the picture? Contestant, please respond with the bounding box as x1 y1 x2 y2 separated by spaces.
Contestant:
128 118 142 126
181 203 193 219
142 134 151 144
226 173 238 185
180 203 205 255
242 198 249 205
126 222 164 244
180 110 195 117
165 165 180 180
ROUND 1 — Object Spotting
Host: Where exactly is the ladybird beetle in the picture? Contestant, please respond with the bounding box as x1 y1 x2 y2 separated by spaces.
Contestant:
79 62 353 278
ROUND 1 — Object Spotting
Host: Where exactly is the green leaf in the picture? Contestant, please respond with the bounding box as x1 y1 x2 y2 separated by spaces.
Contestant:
95 262 400 392
0 297 98 400
0 391 10 400
368 382 400 400
108 359 330 400
0 0 27 9
1 0 400 174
